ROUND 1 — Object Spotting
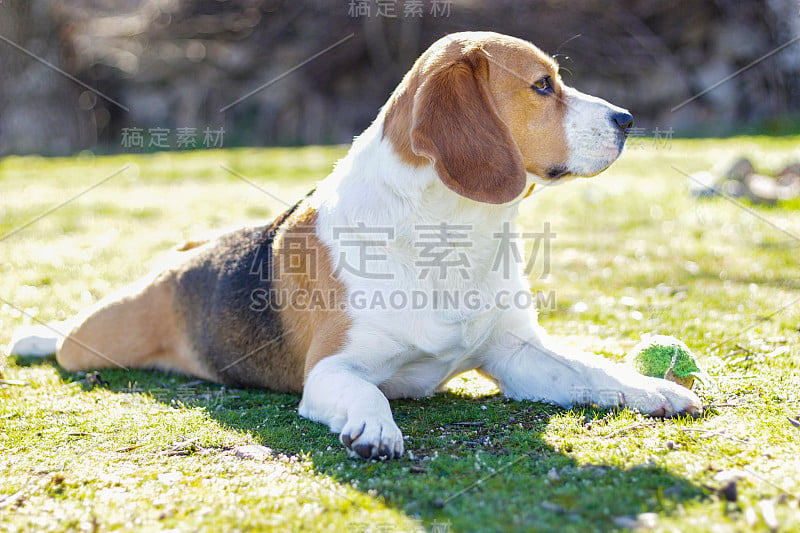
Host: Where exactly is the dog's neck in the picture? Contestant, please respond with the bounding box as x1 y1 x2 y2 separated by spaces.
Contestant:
315 114 522 232
310 114 530 289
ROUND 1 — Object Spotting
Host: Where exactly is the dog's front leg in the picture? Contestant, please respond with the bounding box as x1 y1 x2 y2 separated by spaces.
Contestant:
299 357 404 459
480 320 702 417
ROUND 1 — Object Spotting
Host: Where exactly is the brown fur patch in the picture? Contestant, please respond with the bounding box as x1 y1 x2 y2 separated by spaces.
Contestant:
486 41 569 177
271 206 350 382
383 70 427 169
160 197 350 392
57 198 350 393
383 32 570 198
410 48 527 204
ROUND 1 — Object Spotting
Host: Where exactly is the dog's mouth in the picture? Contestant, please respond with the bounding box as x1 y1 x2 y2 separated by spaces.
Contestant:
545 165 569 180
560 135 627 179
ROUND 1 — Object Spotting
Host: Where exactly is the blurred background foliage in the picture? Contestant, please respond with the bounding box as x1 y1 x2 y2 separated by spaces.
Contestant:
1 0 799 156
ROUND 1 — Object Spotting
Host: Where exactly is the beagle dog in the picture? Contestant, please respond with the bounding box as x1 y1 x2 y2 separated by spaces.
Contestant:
10 32 701 459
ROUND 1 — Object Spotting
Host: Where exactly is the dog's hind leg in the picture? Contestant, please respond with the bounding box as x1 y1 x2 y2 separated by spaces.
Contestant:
53 272 213 380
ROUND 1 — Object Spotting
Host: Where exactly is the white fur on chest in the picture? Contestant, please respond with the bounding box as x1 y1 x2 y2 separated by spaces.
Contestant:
311 117 527 395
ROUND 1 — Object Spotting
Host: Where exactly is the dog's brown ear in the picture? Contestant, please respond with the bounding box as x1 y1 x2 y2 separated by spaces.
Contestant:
410 49 526 204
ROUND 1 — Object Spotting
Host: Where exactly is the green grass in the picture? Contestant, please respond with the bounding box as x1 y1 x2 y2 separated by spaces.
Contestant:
1 138 800 532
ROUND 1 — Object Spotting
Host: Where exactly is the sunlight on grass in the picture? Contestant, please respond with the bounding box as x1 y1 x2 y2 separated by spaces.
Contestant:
444 370 501 397
1 138 799 531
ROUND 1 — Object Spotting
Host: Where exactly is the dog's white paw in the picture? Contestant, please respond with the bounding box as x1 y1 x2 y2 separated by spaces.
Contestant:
340 413 404 459
616 376 702 417
7 325 61 357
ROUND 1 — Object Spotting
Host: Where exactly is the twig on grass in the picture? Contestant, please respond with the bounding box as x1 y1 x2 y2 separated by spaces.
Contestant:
115 444 148 453
0 379 31 386
178 380 209 388
602 420 658 439
162 437 200 456
733 344 755 355
680 428 748 444
0 489 27 510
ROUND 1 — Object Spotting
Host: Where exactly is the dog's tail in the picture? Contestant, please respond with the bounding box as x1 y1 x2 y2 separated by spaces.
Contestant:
6 321 72 358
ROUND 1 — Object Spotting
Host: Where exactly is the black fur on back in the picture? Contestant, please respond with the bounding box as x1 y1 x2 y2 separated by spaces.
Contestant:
172 191 313 390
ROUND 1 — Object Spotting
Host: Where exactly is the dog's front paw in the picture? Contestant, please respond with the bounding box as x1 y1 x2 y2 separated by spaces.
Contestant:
618 376 702 417
340 413 404 459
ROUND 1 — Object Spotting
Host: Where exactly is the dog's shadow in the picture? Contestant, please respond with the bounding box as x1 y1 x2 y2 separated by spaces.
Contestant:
23 357 709 531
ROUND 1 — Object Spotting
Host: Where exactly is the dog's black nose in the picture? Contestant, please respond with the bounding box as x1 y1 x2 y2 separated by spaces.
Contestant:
612 111 634 132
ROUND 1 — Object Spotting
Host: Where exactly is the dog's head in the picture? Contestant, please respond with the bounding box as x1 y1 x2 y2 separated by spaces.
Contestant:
383 31 633 204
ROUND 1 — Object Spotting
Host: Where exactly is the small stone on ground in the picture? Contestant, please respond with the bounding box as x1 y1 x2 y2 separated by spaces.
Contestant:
233 444 274 460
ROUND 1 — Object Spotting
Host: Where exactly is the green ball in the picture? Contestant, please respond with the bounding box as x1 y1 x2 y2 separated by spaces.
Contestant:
626 335 705 389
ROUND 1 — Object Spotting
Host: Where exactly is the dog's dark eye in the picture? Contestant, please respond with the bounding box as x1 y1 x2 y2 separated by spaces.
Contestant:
531 76 553 95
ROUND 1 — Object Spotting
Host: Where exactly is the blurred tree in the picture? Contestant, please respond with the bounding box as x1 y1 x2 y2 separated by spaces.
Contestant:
0 1 94 155
1 0 798 155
